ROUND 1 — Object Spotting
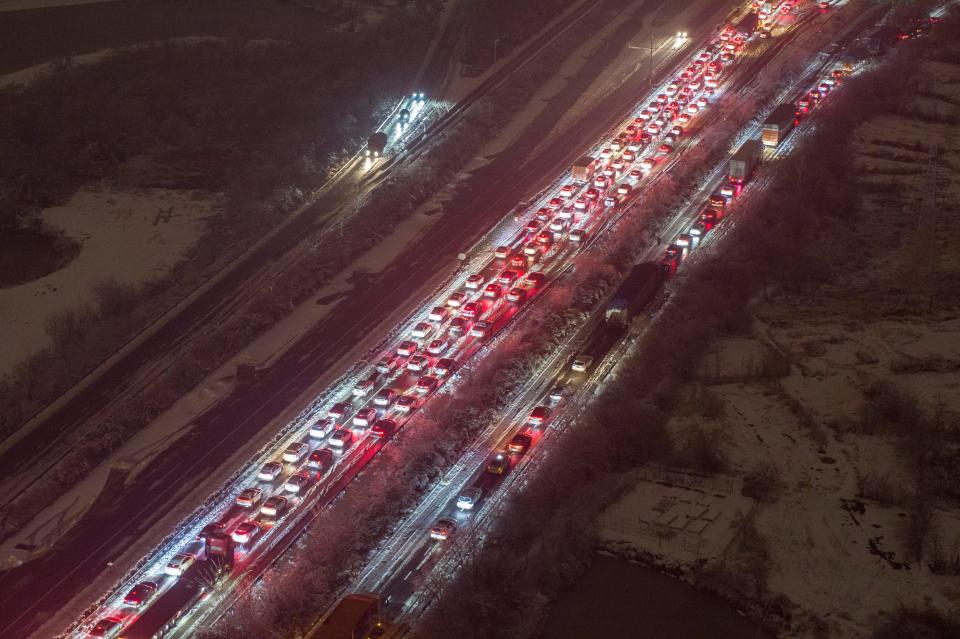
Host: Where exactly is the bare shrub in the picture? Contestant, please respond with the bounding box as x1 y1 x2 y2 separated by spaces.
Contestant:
674 422 728 474
856 471 904 506
742 462 783 504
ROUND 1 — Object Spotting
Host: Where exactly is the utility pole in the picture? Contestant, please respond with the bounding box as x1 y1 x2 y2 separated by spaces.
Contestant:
627 35 656 86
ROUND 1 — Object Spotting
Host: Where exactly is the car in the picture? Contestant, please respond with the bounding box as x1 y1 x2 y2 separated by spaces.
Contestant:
708 193 726 209
506 287 527 302
548 384 568 404
601 166 615 178
685 102 700 115
354 406 378 426
407 354 431 372
628 169 643 181
599 147 613 159
282 442 309 463
546 197 564 210
549 218 568 232
411 322 433 339
165 553 196 577
462 301 485 318
527 405 551 426
639 157 655 171
697 96 708 108
495 245 514 260
571 354 594 373
645 122 660 134
625 124 638 135
700 209 718 225
396 394 419 413
430 517 457 540
328 401 352 421
416 375 439 394
536 230 553 245
285 471 311 494
236 487 263 508
465 274 485 289
508 433 533 454
328 428 354 448
257 461 283 482
523 242 542 257
535 207 552 221
689 79 702 91
310 418 337 439
261 495 289 518
610 138 623 152
620 150 636 163
676 233 693 249
231 521 261 545
428 306 449 322
427 338 450 355
573 196 588 211
498 270 519 286
396 340 418 357
611 159 625 173
665 84 678 96
663 133 676 145
818 82 831 94
308 447 334 471
123 581 159 607
446 291 468 308
485 452 511 474
758 28 771 39
375 356 399 375
524 271 546 288
351 373 379 398
482 284 501 300
559 183 576 198
434 357 458 377
373 388 397 407
371 418 397 438
524 219 542 234
89 618 123 638
449 317 470 336
719 184 736 198
508 254 527 269
604 195 618 208
568 229 586 243
470 321 492 338
593 175 608 189
456 487 483 510
637 111 652 122
616 183 632 196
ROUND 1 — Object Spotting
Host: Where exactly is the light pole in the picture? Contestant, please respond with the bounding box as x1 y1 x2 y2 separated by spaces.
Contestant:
627 35 656 86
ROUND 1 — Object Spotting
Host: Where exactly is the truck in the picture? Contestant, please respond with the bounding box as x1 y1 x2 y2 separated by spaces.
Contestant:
735 12 759 38
761 103 797 147
366 131 388 159
604 262 664 328
306 593 381 639
728 139 763 184
119 563 207 639
571 156 596 183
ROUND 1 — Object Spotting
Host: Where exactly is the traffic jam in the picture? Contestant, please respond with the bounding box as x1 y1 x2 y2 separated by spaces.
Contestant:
77 2 875 636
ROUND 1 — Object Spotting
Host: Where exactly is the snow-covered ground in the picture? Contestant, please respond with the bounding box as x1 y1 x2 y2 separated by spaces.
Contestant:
0 186 216 375
0 0 118 12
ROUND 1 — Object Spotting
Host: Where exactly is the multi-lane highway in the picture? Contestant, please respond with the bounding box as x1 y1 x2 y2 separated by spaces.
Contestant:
8 0 922 637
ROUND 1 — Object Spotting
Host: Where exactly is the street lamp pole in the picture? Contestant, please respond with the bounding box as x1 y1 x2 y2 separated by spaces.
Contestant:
627 36 657 86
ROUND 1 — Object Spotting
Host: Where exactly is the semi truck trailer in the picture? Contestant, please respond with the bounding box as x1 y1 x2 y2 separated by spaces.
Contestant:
761 103 797 147
728 139 763 184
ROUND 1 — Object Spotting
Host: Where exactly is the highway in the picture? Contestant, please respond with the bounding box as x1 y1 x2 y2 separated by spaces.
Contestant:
6 0 905 637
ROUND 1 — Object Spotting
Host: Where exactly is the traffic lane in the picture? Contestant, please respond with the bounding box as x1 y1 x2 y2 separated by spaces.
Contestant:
0 12 718 630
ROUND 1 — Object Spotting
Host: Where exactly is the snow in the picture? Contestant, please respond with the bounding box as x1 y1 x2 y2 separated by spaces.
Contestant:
0 187 215 376
0 0 119 12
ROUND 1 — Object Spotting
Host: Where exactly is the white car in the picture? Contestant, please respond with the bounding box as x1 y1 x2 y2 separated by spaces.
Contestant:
309 418 337 439
284 471 311 494
428 306 449 322
373 388 396 407
569 229 586 243
236 487 263 509
640 158 655 171
719 184 736 198
411 322 433 339
457 488 483 510
406 354 431 372
257 461 283 482
354 406 378 426
549 218 568 233
231 521 260 545
446 291 468 308
282 442 309 463
396 395 418 413
164 553 196 577
352 377 376 397
375 356 398 374
470 321 492 338
396 340 418 357
599 147 613 159
328 428 354 448
465 274 485 290
617 184 632 196
571 355 594 373
427 338 450 355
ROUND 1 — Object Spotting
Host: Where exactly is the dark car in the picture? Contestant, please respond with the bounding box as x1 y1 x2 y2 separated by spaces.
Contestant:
123 581 158 607
371 419 397 438
508 433 533 454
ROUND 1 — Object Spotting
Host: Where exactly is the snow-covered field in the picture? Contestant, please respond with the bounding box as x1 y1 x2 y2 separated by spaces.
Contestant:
0 186 216 375
595 54 960 638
